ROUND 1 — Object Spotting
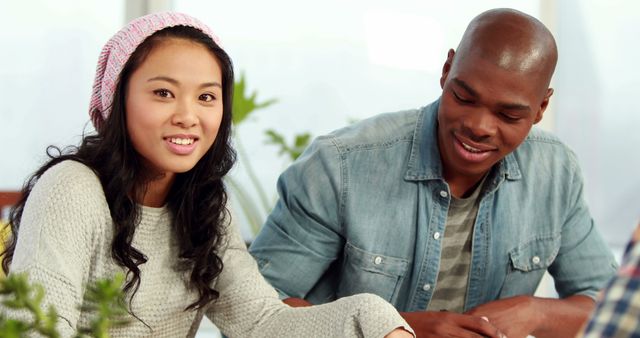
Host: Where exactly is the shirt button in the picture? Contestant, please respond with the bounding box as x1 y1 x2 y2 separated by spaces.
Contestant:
440 190 448 198
374 256 383 265
422 283 431 291
433 232 441 240
532 256 541 264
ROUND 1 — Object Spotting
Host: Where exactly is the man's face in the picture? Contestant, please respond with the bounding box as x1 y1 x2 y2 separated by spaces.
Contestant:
437 50 552 183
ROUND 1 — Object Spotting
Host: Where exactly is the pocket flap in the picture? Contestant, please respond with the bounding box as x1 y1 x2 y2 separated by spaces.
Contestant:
508 236 560 272
345 242 408 277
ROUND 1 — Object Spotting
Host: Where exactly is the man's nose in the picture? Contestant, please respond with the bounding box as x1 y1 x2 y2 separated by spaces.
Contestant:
463 108 497 140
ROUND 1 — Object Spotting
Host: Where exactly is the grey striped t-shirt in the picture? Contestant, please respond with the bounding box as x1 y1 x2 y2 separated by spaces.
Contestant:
426 181 484 313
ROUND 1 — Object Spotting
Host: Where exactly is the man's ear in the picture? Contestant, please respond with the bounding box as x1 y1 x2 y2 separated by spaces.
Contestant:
534 88 554 124
440 49 456 89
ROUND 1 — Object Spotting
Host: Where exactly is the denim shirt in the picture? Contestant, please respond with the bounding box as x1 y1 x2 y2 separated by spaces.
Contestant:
250 99 617 312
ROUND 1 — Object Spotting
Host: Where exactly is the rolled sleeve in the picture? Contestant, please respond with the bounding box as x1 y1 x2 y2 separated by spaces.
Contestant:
250 135 346 299
548 156 617 299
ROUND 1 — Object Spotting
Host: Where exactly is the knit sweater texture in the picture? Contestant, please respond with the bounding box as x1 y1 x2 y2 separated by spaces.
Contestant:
5 160 412 337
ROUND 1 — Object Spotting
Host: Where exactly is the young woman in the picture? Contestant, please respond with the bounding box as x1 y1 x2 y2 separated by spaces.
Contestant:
1 12 413 338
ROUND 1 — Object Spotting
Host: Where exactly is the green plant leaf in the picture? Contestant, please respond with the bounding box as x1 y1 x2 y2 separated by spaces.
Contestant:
294 133 311 149
77 273 129 337
264 129 289 157
265 130 312 161
0 273 60 337
232 72 278 126
1 271 130 337
226 177 265 235
0 318 30 338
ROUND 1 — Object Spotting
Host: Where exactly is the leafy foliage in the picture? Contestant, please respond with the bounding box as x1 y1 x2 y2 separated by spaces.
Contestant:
74 274 130 338
0 273 129 338
230 72 312 235
265 130 311 162
232 72 278 126
0 273 60 338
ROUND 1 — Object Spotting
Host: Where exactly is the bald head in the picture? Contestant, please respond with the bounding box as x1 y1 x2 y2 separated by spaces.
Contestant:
454 8 557 86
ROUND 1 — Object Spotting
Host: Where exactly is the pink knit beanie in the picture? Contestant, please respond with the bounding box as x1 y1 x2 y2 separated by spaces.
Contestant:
89 12 222 129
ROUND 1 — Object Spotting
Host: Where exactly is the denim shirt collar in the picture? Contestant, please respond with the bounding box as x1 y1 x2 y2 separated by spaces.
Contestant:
404 98 522 182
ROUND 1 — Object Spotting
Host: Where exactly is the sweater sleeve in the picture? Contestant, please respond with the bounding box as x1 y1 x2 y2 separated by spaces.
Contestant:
6 160 108 337
206 221 414 338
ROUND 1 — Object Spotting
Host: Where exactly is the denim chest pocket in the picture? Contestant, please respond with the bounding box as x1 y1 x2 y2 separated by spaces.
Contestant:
498 235 560 298
337 242 409 303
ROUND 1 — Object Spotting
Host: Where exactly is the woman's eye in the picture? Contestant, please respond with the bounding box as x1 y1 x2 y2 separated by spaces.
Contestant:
153 89 174 98
199 93 216 102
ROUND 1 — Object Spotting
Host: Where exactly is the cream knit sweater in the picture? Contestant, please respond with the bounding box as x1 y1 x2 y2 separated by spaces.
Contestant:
6 161 413 337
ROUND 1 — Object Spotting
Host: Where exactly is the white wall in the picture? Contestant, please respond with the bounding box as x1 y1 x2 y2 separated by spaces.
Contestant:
0 0 124 189
554 0 640 247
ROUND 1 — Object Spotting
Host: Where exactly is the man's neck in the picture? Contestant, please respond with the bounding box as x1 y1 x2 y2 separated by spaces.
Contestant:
444 172 487 199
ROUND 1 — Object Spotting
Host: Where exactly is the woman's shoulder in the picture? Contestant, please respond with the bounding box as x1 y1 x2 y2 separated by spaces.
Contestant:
39 160 102 190
29 160 108 214
12 160 112 271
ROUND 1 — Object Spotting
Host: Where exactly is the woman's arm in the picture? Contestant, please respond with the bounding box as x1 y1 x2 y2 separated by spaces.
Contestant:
206 221 414 337
6 161 107 336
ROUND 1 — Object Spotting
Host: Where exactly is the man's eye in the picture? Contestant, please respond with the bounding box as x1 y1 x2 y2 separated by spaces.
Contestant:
199 93 216 102
500 112 521 122
153 89 174 98
453 91 472 104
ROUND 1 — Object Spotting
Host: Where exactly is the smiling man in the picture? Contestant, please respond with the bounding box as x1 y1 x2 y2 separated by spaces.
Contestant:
250 8 617 338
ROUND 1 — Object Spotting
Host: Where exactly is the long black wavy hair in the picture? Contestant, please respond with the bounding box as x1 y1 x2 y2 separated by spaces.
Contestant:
1 25 236 311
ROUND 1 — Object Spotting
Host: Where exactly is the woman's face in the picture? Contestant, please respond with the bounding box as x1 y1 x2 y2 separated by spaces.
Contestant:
125 38 223 180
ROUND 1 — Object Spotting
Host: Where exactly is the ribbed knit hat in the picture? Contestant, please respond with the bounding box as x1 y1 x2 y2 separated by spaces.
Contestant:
89 12 222 129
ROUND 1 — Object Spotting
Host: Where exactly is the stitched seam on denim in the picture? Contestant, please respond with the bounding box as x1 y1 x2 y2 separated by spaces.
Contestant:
512 234 561 250
345 241 410 265
410 186 443 310
406 108 426 173
471 196 492 308
509 235 561 271
340 137 413 153
330 136 348 235
521 137 580 175
524 135 563 144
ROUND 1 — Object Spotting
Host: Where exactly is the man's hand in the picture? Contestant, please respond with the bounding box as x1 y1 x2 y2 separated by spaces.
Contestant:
283 297 313 307
465 295 595 338
401 311 506 338
465 296 540 338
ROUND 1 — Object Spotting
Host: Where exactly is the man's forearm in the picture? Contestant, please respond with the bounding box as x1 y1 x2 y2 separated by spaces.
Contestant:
399 312 424 334
465 294 596 337
531 295 595 338
400 311 504 337
285 295 593 337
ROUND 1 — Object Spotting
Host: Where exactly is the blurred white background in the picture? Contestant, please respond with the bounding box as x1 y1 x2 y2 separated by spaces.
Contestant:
2 0 637 243
1 1 639 336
